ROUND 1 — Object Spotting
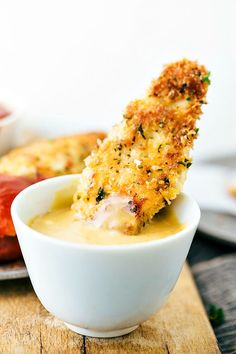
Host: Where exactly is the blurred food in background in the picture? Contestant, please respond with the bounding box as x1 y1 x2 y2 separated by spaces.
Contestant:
0 131 105 262
0 104 11 120
184 157 236 244
228 184 236 198
0 100 21 156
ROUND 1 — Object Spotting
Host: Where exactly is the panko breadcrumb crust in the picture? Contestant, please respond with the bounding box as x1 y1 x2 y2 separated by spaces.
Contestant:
73 59 210 235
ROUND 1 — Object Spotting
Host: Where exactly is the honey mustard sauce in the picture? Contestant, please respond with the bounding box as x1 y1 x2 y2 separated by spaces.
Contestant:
29 182 184 245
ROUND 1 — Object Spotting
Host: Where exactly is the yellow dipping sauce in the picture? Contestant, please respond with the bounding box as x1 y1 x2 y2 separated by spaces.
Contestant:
29 182 184 245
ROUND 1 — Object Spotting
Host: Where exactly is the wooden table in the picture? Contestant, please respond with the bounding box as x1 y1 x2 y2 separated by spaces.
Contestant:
0 265 220 354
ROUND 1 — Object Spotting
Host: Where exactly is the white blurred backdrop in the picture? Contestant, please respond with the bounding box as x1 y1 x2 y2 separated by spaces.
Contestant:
0 0 235 159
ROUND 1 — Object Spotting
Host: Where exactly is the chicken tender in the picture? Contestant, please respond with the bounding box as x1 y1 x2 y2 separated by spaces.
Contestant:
0 132 106 178
72 59 210 234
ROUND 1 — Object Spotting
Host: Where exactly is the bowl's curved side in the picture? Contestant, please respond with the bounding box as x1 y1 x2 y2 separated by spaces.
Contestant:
0 117 19 155
11 174 199 334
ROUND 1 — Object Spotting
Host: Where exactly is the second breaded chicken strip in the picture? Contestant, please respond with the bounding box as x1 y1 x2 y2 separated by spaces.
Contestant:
72 59 210 234
0 132 106 178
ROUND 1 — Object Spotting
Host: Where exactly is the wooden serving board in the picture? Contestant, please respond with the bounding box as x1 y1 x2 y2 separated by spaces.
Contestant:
0 264 220 354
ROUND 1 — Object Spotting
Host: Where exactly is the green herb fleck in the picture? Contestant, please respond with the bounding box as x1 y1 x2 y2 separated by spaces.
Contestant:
179 83 187 93
186 97 191 101
158 144 162 153
202 72 211 85
96 187 106 204
178 159 192 168
164 198 171 206
195 128 199 134
159 121 165 128
207 304 225 327
128 201 138 213
138 124 146 139
186 162 192 168
164 177 170 186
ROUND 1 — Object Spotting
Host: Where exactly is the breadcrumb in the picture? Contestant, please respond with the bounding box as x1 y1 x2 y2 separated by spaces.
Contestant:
72 59 210 234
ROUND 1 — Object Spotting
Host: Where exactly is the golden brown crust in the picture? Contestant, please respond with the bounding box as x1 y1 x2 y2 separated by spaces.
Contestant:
73 59 210 234
149 59 209 102
0 132 106 178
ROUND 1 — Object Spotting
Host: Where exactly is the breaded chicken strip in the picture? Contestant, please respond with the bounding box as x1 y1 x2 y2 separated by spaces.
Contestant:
0 132 106 178
72 59 210 234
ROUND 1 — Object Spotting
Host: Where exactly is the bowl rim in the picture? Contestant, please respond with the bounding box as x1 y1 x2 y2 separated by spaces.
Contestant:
0 109 20 127
11 174 200 252
0 99 23 127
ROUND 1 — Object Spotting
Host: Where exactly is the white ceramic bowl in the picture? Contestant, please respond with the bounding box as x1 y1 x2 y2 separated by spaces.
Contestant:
0 99 22 155
11 175 200 338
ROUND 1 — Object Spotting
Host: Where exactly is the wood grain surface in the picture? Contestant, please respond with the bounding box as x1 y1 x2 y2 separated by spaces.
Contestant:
0 264 220 354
